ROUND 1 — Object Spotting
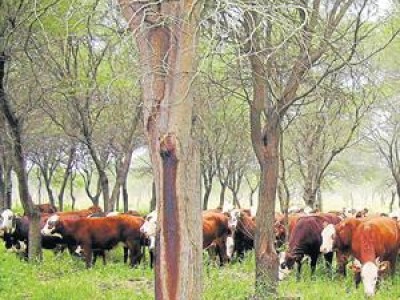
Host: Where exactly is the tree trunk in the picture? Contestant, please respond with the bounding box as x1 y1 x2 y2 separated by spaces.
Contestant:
219 183 226 208
122 180 128 213
5 163 12 208
0 52 41 261
119 1 203 298
58 146 75 212
303 180 318 209
70 174 76 210
233 191 241 209
202 183 212 210
115 188 120 211
254 122 279 296
150 180 156 212
0 162 4 209
43 173 55 207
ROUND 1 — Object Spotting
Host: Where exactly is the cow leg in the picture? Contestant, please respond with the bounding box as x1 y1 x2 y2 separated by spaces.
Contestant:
83 245 93 268
323 252 334 277
149 249 154 269
123 247 129 264
93 251 98 266
336 251 348 277
128 241 142 267
296 262 302 282
100 251 106 265
310 255 318 280
354 272 361 288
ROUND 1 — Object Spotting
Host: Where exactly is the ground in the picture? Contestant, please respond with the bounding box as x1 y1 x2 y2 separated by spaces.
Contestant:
0 247 399 299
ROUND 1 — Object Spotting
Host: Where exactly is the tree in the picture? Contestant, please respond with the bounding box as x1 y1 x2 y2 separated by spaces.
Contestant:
0 0 53 262
286 71 373 209
119 1 204 299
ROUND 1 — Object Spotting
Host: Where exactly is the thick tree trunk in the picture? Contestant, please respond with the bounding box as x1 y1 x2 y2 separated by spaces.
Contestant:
0 53 41 261
119 1 203 299
254 123 279 297
303 180 318 209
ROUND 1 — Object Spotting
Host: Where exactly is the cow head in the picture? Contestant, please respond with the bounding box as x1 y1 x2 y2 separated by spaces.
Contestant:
320 222 336 253
41 215 61 236
227 209 241 231
140 211 157 250
0 209 16 235
351 258 390 297
280 251 297 270
274 221 286 251
278 252 291 280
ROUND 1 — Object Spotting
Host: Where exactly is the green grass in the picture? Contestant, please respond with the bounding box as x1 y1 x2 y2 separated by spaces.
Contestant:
0 247 400 299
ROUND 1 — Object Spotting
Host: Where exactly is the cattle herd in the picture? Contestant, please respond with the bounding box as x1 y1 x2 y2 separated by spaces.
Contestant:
0 204 400 297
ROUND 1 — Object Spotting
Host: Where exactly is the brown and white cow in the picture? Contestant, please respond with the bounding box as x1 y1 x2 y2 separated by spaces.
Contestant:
42 214 144 268
280 213 341 280
321 216 400 296
225 208 255 260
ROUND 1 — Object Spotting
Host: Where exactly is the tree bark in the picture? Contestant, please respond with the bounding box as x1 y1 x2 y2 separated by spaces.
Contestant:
122 180 129 213
219 183 226 209
150 180 156 212
4 162 12 208
254 121 280 296
0 162 4 209
119 1 203 299
202 175 212 210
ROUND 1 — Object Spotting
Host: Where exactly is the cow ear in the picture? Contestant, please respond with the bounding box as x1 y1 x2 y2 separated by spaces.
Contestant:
378 261 390 274
349 260 361 273
350 264 361 273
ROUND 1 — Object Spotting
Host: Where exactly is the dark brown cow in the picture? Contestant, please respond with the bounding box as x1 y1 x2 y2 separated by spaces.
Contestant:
328 217 400 296
281 213 342 280
42 214 144 268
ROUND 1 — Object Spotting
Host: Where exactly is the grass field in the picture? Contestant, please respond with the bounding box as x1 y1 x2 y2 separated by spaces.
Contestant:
1 246 400 300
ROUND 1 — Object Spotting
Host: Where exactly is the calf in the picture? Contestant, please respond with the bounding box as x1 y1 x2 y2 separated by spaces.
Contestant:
281 214 341 280
42 214 144 268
